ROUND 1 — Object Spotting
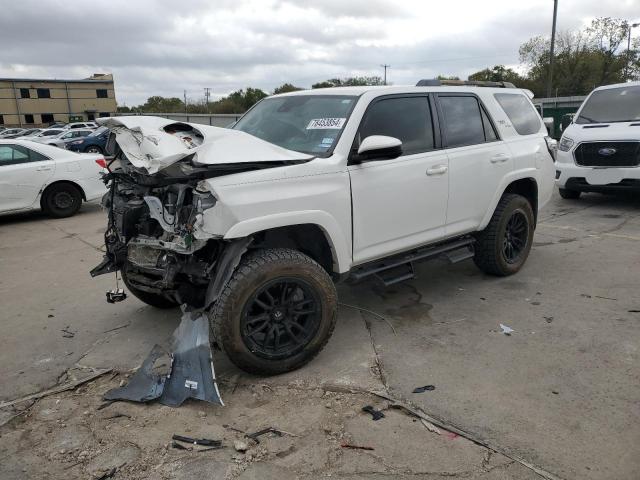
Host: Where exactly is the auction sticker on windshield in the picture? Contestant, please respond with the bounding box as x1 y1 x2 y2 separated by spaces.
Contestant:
307 118 346 129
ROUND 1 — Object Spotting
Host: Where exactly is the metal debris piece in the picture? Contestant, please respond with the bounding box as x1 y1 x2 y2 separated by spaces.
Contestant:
104 345 168 403
499 324 514 336
245 427 284 444
544 316 554 323
362 405 385 421
103 310 223 407
412 385 435 393
172 434 223 448
159 311 223 407
420 418 441 434
340 442 374 451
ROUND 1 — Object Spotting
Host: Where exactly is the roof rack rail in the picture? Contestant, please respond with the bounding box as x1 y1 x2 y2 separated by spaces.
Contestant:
416 79 516 88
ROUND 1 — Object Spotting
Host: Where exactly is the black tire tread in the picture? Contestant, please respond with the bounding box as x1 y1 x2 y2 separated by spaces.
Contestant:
474 193 532 276
41 182 83 218
210 248 337 375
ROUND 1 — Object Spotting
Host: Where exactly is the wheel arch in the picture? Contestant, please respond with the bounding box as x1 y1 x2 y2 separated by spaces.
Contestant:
248 224 338 278
40 180 87 209
479 174 538 230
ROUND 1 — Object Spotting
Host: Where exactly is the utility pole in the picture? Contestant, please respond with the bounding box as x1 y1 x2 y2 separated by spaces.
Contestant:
546 0 558 98
183 90 188 113
626 22 639 79
381 64 390 85
204 87 211 112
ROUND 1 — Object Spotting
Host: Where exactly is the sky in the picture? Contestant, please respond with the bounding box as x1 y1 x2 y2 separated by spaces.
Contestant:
1 0 639 105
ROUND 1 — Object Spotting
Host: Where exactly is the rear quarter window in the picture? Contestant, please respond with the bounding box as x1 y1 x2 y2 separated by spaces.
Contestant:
494 93 541 135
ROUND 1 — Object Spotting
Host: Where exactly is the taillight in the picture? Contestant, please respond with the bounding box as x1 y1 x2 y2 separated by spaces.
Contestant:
95 158 107 169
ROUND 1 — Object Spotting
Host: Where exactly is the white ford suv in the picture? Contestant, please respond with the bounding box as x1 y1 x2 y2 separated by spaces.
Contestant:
91 80 555 375
556 81 640 199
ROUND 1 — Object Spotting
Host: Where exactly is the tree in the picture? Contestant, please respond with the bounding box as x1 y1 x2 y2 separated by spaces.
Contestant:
312 76 384 88
139 96 185 113
517 17 638 97
273 83 303 94
436 74 461 80
468 65 523 84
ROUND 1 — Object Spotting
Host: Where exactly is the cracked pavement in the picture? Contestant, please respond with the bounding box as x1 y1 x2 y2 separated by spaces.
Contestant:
1 192 639 479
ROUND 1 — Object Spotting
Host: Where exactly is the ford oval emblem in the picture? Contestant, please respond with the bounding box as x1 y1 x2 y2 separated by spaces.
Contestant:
598 147 617 156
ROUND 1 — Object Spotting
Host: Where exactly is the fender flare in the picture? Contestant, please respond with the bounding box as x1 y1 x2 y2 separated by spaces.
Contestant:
479 170 539 230
223 210 351 273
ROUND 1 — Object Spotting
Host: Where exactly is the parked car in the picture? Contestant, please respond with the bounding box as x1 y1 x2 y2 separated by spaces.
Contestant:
38 129 94 148
0 128 28 139
63 122 98 130
0 139 107 218
17 128 44 138
91 80 555 375
49 122 67 128
28 128 67 142
556 81 640 198
65 126 109 154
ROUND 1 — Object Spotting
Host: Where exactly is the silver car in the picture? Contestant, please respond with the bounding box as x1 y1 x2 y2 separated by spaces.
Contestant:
39 129 94 148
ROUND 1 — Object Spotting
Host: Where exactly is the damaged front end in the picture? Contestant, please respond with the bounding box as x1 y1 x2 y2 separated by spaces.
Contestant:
91 117 311 406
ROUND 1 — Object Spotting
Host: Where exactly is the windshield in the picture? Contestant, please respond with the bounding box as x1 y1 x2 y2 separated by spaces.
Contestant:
576 85 640 124
233 95 357 155
89 126 108 137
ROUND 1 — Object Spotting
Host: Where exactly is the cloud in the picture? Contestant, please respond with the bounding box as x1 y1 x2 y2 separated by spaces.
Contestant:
1 0 638 105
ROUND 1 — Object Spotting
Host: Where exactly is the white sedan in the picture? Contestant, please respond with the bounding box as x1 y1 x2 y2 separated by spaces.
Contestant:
0 139 107 218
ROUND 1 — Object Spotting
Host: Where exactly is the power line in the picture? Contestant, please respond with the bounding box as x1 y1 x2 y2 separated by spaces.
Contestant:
204 87 211 110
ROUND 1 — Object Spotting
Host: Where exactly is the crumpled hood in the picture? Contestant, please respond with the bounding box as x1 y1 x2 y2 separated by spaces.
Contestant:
97 116 313 174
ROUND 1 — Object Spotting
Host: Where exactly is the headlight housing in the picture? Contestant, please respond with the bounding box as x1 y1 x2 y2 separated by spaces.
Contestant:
558 136 575 152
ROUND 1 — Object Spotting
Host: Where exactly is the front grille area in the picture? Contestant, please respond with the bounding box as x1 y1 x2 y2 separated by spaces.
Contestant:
574 141 640 167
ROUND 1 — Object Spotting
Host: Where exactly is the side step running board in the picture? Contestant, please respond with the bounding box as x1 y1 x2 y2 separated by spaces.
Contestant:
349 237 475 286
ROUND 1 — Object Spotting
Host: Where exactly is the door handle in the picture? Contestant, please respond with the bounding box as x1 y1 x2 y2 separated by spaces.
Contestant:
490 153 510 163
36 167 52 171
426 165 448 176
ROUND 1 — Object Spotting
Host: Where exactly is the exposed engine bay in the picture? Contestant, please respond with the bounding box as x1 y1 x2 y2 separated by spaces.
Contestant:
91 118 310 309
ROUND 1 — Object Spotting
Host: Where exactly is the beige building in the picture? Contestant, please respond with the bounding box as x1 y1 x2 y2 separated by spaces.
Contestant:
0 73 117 127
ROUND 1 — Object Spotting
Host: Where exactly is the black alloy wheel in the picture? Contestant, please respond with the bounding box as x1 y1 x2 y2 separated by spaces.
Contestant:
241 277 321 360
502 210 528 264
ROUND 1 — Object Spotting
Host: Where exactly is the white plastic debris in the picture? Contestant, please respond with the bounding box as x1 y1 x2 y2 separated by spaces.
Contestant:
500 324 514 335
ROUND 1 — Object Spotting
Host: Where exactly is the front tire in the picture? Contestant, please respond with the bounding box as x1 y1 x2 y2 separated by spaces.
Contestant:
210 248 338 375
559 188 581 199
474 194 535 276
41 182 83 218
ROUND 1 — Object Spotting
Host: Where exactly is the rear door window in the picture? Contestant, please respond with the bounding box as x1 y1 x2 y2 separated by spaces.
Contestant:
357 96 435 155
438 96 487 147
494 93 541 135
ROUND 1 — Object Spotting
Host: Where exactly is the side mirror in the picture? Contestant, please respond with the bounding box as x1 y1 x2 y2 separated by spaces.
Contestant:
355 135 402 162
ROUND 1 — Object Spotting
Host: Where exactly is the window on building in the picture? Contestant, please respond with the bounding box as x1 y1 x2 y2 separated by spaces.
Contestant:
494 93 541 135
99 112 110 118
357 96 435 156
439 96 492 148
41 113 54 124
24 114 34 124
87 113 96 121
96 89 108 98
20 88 30 98
0 115 4 125
36 88 51 99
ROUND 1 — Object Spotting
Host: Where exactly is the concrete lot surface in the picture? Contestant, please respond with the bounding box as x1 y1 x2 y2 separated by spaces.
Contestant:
0 192 639 479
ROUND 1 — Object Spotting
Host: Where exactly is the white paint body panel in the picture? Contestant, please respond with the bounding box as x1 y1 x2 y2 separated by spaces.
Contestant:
108 86 554 273
0 139 107 216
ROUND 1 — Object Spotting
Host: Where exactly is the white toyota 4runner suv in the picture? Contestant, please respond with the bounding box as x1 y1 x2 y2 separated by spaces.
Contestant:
92 80 555 375
556 81 640 198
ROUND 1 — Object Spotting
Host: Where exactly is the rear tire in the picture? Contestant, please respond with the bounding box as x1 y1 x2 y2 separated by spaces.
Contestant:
559 188 581 199
210 248 337 376
121 270 179 309
41 182 83 218
474 194 535 276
